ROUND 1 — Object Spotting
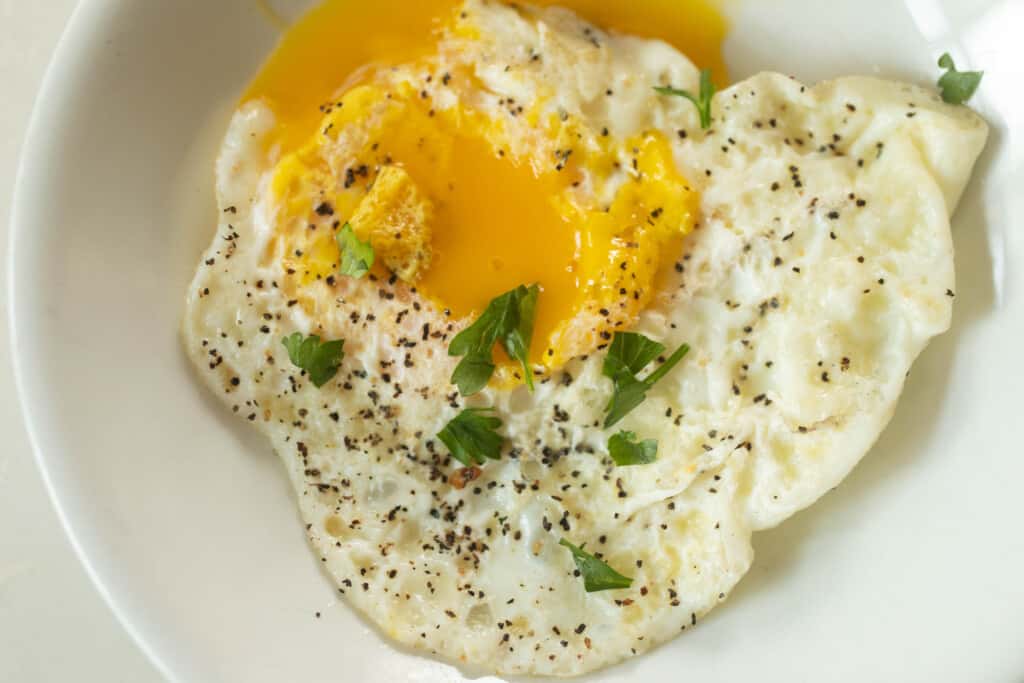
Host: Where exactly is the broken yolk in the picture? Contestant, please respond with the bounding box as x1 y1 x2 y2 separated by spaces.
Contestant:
250 0 725 375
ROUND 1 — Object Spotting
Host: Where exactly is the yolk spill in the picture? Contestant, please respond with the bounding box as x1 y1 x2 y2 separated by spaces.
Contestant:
251 0 726 373
245 0 729 153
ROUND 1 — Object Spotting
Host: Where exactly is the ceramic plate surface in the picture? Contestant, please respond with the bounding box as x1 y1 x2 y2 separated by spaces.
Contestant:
10 0 1024 681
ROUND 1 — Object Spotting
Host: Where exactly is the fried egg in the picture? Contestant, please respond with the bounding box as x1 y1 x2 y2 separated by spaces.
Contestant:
183 0 987 676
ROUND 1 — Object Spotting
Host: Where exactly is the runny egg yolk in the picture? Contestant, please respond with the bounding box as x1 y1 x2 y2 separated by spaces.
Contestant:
251 0 726 377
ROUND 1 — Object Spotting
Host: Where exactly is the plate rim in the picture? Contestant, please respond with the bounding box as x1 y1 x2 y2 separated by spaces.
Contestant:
7 1 177 680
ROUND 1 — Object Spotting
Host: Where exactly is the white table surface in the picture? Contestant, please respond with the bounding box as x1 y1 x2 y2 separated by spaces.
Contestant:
0 2 161 680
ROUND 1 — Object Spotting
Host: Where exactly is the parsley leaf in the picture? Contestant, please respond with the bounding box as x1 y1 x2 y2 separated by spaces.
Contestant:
602 372 649 430
937 53 983 105
559 538 633 592
281 332 345 388
336 223 374 279
437 408 505 467
450 352 496 398
503 285 539 391
654 68 716 129
603 332 690 428
605 331 665 375
608 431 658 466
449 285 540 395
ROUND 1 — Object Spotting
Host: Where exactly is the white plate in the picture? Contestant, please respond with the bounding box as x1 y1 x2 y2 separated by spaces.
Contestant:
9 1 1024 681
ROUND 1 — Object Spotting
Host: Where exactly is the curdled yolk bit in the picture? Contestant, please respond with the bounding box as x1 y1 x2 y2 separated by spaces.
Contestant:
348 165 434 283
251 0 724 380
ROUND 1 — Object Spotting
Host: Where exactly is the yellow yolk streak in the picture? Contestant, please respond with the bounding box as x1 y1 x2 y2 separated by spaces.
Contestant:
550 133 699 366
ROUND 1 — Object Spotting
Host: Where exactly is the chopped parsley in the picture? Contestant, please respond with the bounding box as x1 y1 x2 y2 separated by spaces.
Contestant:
608 431 658 466
937 53 983 105
281 332 345 388
448 284 540 396
559 539 633 592
654 68 716 129
336 223 374 279
602 332 690 428
437 408 505 467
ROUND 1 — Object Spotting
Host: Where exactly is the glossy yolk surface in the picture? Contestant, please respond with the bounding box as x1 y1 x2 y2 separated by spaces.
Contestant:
250 0 726 373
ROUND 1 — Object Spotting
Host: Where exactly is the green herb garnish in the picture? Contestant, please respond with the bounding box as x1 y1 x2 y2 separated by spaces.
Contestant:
937 53 983 105
608 431 658 466
559 538 633 592
437 408 505 467
603 332 690 428
448 284 540 396
281 333 345 388
336 223 374 279
654 68 716 129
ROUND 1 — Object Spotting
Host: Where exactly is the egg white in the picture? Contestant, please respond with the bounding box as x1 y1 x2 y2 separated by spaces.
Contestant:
183 0 987 676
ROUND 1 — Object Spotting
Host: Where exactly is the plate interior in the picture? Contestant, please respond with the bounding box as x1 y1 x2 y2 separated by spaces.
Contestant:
10 0 1024 681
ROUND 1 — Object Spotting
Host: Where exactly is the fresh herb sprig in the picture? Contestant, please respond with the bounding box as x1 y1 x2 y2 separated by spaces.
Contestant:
437 408 505 467
603 332 689 428
937 52 983 105
608 430 658 466
559 539 633 592
336 223 374 279
281 333 345 388
654 68 716 129
448 285 540 396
